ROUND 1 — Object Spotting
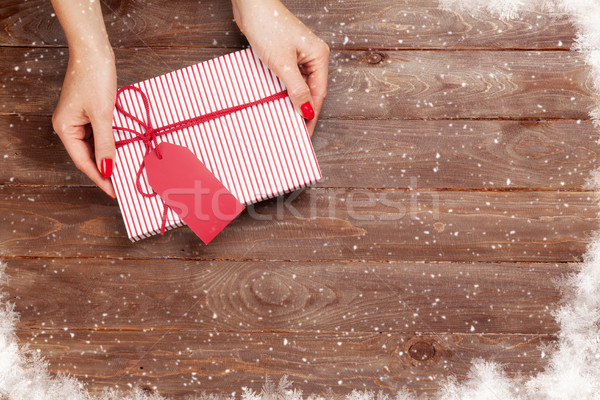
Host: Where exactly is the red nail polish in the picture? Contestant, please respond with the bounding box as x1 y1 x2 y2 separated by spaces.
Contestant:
109 193 116 200
300 102 315 120
100 158 113 179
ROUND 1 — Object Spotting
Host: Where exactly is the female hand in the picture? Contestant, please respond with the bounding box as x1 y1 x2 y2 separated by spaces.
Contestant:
52 47 117 199
51 0 117 199
232 0 330 136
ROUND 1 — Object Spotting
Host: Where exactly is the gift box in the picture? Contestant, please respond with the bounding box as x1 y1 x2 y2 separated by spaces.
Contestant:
111 48 322 242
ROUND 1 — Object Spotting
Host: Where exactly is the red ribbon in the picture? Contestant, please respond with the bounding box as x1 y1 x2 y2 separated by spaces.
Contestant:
113 84 289 235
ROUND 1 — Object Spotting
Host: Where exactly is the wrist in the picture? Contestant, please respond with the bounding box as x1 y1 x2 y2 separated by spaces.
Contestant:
232 0 282 34
68 37 114 63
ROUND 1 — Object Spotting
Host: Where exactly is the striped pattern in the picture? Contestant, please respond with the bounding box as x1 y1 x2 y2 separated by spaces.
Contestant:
111 48 322 242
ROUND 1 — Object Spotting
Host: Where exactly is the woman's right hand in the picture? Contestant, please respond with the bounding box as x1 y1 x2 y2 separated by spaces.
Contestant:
52 45 117 199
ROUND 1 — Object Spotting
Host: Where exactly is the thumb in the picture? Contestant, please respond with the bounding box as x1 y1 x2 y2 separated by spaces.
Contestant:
274 63 315 121
89 110 116 179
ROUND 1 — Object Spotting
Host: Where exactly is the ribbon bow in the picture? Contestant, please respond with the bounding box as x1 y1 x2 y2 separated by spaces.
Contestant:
113 84 289 235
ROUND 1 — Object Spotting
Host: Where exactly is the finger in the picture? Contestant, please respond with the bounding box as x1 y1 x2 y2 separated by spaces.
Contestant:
305 117 318 137
61 126 117 199
271 60 315 121
301 70 327 137
305 57 329 125
89 108 116 180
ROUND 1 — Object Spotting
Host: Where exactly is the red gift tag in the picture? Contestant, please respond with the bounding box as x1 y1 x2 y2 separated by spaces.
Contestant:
144 142 245 244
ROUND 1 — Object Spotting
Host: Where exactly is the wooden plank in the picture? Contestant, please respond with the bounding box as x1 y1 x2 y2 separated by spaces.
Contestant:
1 186 596 262
0 0 576 50
3 116 598 190
326 49 593 119
16 328 553 396
317 119 600 189
1 48 595 119
5 259 569 334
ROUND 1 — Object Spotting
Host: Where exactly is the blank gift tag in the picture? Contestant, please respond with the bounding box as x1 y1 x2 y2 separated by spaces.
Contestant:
145 142 245 244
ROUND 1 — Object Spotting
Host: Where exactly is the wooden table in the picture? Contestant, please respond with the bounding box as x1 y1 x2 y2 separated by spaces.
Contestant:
1 0 598 397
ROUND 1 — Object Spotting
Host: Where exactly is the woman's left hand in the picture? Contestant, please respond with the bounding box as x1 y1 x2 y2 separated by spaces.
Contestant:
232 0 330 136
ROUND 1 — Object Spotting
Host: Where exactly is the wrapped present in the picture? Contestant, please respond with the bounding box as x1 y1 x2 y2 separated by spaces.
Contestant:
111 48 322 243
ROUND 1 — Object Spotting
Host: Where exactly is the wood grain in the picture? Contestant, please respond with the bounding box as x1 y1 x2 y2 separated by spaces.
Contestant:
327 50 594 119
1 186 597 262
0 0 576 50
1 2 596 396
5 259 571 334
17 328 554 396
316 119 600 189
3 116 598 189
1 48 595 119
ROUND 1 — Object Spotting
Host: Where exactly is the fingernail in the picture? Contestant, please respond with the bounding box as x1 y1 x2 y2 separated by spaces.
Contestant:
100 158 113 179
300 102 315 120
109 193 116 200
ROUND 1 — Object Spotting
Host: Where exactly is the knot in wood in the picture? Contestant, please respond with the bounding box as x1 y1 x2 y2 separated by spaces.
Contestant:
408 340 436 361
251 274 291 306
366 52 385 65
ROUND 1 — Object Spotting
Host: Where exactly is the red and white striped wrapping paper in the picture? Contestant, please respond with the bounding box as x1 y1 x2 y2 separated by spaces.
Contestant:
111 48 322 242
